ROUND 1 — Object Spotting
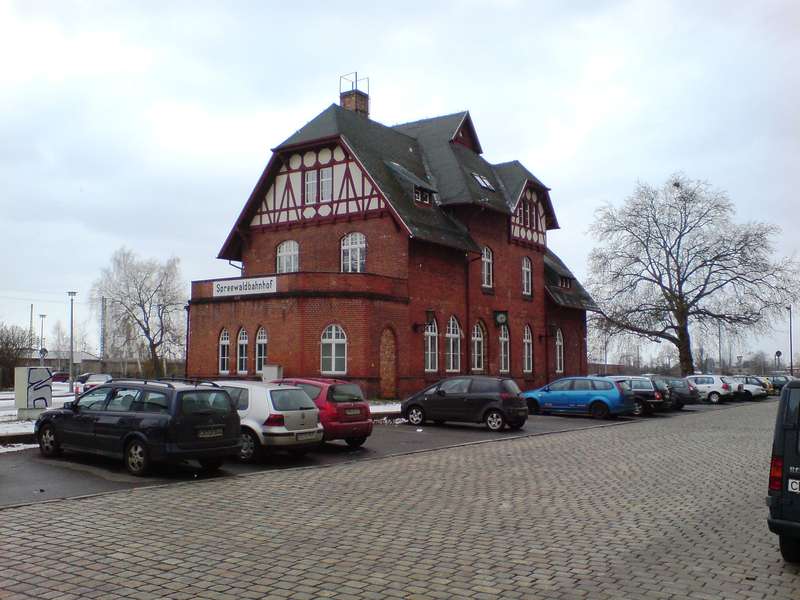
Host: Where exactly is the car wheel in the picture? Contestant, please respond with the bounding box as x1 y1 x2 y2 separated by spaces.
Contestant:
406 405 425 426
345 436 367 448
744 391 753 401
673 402 684 411
125 439 150 476
239 429 261 463
708 392 721 404
199 458 224 473
780 536 800 563
632 399 645 417
38 424 61 457
527 398 540 415
484 409 505 432
589 401 609 420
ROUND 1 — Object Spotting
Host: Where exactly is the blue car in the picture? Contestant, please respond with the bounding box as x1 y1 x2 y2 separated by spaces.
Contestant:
522 376 635 419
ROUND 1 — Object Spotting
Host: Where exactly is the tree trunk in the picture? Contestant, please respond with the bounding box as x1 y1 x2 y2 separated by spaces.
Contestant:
149 344 162 377
676 321 694 376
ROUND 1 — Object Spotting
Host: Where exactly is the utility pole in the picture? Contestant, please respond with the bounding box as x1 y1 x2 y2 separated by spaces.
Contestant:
29 304 34 353
789 305 794 377
100 296 107 361
718 321 723 374
68 291 77 393
38 314 46 366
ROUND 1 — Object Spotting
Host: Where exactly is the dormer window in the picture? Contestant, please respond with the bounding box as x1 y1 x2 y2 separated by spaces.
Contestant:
560 276 572 289
414 186 432 205
471 172 495 191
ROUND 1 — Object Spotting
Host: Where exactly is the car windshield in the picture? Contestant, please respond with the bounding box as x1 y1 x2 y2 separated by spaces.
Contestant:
329 384 364 402
614 380 631 390
271 389 316 411
179 390 233 415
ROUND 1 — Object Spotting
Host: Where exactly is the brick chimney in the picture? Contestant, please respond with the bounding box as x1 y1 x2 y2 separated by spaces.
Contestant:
340 88 369 118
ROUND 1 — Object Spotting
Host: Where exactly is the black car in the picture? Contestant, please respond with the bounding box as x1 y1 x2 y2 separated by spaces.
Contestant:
606 376 666 416
767 379 800 562
771 375 796 395
35 378 240 476
664 377 700 410
401 376 529 431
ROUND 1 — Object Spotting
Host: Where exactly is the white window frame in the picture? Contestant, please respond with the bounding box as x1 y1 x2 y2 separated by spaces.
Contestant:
445 316 461 373
555 328 564 374
424 319 438 373
499 324 510 374
523 325 533 374
320 167 333 202
304 170 317 205
276 240 299 274
320 324 347 375
255 327 268 373
218 329 230 375
481 246 493 288
522 256 532 296
341 232 366 273
237 328 248 374
471 322 485 372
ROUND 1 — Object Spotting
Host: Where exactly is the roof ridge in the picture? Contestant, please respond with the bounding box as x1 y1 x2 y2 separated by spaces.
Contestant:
391 110 469 130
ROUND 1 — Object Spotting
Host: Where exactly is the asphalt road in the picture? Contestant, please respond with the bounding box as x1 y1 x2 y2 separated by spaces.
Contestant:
0 401 744 509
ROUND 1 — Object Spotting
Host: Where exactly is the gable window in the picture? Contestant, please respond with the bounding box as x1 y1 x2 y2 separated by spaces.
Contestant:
471 172 495 191
445 316 462 373
522 256 532 296
499 324 510 373
341 232 366 273
320 324 347 374
237 329 248 374
424 319 438 373
255 327 268 373
276 240 299 273
481 246 493 288
414 186 431 205
304 170 317 204
523 325 533 374
555 328 564 374
560 276 572 289
471 322 485 372
320 167 333 202
218 329 230 374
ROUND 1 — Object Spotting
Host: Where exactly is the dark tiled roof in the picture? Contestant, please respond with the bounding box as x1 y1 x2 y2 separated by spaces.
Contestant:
493 161 559 230
543 249 598 311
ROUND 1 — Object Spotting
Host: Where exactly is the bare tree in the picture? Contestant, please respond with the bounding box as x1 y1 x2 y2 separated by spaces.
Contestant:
91 248 186 377
0 322 31 388
588 174 799 375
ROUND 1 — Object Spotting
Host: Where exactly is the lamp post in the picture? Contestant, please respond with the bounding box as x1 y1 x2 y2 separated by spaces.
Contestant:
38 314 46 366
68 291 77 393
789 305 794 377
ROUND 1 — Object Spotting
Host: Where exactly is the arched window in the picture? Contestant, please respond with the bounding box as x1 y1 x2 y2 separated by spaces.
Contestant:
523 325 533 374
321 324 347 374
555 328 564 374
236 329 248 374
481 246 493 288
218 329 230 374
471 322 485 372
445 316 461 373
522 256 532 296
424 318 438 373
276 240 299 273
341 232 366 273
499 324 510 373
255 327 268 373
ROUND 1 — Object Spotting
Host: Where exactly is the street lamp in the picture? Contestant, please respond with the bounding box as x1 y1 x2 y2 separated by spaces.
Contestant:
67 291 77 393
789 305 794 377
38 314 46 366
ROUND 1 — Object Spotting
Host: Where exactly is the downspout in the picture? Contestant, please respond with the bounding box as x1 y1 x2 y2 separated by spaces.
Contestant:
464 204 486 373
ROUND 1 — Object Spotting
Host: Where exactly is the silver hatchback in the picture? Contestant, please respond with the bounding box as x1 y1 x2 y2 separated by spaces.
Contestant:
216 381 324 462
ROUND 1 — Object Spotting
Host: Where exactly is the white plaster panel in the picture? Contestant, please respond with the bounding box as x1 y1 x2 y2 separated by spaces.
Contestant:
289 154 301 170
333 145 345 161
318 148 332 164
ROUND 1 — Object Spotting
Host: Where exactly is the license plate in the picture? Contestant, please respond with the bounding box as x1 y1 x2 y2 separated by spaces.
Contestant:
345 409 361 416
198 428 223 439
789 479 800 494
296 432 318 441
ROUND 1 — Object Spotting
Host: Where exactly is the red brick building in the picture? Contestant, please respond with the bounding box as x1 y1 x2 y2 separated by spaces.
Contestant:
186 88 597 398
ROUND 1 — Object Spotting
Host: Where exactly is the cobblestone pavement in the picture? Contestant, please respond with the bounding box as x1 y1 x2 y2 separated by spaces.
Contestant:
2 402 798 600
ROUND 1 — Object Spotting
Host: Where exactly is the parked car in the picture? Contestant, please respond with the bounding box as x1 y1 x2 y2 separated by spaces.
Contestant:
731 376 769 401
273 377 372 448
685 375 734 404
522 376 634 419
752 376 775 396
218 381 324 462
401 376 528 431
50 371 69 383
766 379 800 562
75 373 112 393
771 375 796 395
663 377 700 410
647 377 674 410
605 376 665 416
35 378 240 475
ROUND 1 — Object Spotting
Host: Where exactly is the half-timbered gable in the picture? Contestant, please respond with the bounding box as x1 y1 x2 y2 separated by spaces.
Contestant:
510 184 547 247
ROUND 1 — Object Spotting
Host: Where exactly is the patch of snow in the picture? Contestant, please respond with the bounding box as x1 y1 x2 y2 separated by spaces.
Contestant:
0 443 38 453
369 403 401 415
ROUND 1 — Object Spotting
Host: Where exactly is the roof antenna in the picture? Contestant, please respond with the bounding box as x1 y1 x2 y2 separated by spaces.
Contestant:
339 72 370 118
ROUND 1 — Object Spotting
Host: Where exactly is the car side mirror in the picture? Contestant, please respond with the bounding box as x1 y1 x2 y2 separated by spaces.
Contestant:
436 389 446 397
63 401 76 411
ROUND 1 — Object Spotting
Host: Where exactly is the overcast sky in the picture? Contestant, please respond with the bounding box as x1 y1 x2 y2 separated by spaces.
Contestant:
1 0 798 365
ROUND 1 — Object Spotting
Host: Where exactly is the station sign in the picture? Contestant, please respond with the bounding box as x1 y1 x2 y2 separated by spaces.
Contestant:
213 276 277 297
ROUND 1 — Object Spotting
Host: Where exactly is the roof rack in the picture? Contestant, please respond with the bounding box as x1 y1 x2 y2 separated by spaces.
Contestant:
158 377 220 388
107 378 175 389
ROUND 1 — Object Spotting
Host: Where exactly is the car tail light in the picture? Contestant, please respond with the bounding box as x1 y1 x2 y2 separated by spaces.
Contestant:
264 413 284 426
499 393 516 401
614 382 626 393
654 391 662 401
722 383 730 391
770 456 784 491
688 384 696 391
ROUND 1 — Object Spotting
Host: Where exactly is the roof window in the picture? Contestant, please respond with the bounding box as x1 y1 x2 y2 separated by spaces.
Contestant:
414 186 432 205
560 277 572 289
471 172 495 191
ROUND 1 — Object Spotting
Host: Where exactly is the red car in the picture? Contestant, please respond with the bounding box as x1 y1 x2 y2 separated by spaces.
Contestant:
273 378 372 447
